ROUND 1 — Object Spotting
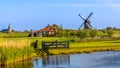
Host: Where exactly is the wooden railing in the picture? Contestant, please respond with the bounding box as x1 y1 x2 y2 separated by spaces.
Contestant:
42 40 70 55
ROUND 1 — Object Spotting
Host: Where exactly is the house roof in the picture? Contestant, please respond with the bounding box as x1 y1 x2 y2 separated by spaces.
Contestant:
37 25 56 32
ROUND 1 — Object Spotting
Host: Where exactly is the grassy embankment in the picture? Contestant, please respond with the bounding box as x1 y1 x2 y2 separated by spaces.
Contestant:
49 40 120 55
0 37 120 65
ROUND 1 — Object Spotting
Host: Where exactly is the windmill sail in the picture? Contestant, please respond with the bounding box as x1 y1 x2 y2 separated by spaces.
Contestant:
78 12 93 30
79 14 85 20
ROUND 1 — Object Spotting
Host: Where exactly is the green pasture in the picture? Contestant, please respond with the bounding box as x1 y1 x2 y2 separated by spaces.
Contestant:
0 32 29 38
70 40 120 48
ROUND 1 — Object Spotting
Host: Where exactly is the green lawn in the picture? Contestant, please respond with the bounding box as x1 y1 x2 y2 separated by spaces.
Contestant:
49 39 120 55
70 40 120 48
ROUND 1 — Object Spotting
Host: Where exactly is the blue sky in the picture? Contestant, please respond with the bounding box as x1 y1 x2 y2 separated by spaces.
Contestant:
0 0 120 31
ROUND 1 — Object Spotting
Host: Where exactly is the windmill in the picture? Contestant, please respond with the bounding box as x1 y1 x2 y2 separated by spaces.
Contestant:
78 12 93 30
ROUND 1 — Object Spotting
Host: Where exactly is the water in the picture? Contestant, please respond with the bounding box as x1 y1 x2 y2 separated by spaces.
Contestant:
2 51 120 68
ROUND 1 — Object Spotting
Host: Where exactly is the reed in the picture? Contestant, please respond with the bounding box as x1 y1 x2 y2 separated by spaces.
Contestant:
0 38 35 65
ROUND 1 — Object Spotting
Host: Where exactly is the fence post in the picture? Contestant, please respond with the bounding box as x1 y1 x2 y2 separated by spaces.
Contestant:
56 40 58 48
42 41 44 50
35 40 38 49
68 40 70 49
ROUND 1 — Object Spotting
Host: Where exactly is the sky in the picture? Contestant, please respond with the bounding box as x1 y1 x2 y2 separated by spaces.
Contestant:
0 0 120 31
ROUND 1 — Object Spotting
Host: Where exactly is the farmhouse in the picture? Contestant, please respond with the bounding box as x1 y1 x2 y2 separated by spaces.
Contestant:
30 24 58 37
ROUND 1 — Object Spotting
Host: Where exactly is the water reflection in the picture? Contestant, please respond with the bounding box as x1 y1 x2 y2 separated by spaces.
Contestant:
1 51 120 68
42 55 70 68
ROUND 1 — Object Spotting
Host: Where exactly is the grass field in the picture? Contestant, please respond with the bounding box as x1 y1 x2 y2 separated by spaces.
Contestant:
49 40 120 55
0 32 29 38
0 37 120 65
71 40 120 48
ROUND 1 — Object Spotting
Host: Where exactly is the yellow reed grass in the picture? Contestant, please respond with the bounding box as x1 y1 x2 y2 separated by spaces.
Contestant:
0 38 31 48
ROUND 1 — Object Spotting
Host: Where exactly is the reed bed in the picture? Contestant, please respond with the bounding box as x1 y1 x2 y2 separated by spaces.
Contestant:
0 38 35 65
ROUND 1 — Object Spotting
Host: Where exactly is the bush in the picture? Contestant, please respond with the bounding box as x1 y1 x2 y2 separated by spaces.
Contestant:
77 29 89 40
107 29 114 38
89 29 98 38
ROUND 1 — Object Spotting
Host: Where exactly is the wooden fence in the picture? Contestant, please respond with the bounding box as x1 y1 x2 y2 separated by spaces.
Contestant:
41 40 70 55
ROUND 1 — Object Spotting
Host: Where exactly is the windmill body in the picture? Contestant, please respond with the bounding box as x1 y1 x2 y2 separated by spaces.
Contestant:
79 12 93 30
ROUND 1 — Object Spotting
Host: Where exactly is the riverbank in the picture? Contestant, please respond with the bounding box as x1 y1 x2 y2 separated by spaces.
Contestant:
0 37 120 66
48 40 120 55
49 47 120 55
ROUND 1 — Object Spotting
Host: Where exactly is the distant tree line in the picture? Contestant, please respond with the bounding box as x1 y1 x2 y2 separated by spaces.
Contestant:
0 24 120 39
53 25 120 41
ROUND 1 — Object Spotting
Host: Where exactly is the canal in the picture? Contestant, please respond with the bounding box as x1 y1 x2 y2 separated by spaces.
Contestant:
1 51 120 68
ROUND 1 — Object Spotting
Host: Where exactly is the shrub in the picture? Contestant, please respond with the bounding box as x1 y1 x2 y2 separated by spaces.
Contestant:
89 29 98 38
107 29 114 38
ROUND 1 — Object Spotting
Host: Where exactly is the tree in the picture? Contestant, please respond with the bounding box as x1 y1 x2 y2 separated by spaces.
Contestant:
107 29 114 38
58 29 70 37
89 29 98 38
106 27 113 30
52 24 60 29
77 29 89 40
59 30 64 37
102 29 107 33
64 29 70 37
52 24 62 37
70 30 77 37
23 30 29 33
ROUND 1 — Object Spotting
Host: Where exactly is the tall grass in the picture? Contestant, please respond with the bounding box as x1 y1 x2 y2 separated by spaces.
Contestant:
0 38 35 65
